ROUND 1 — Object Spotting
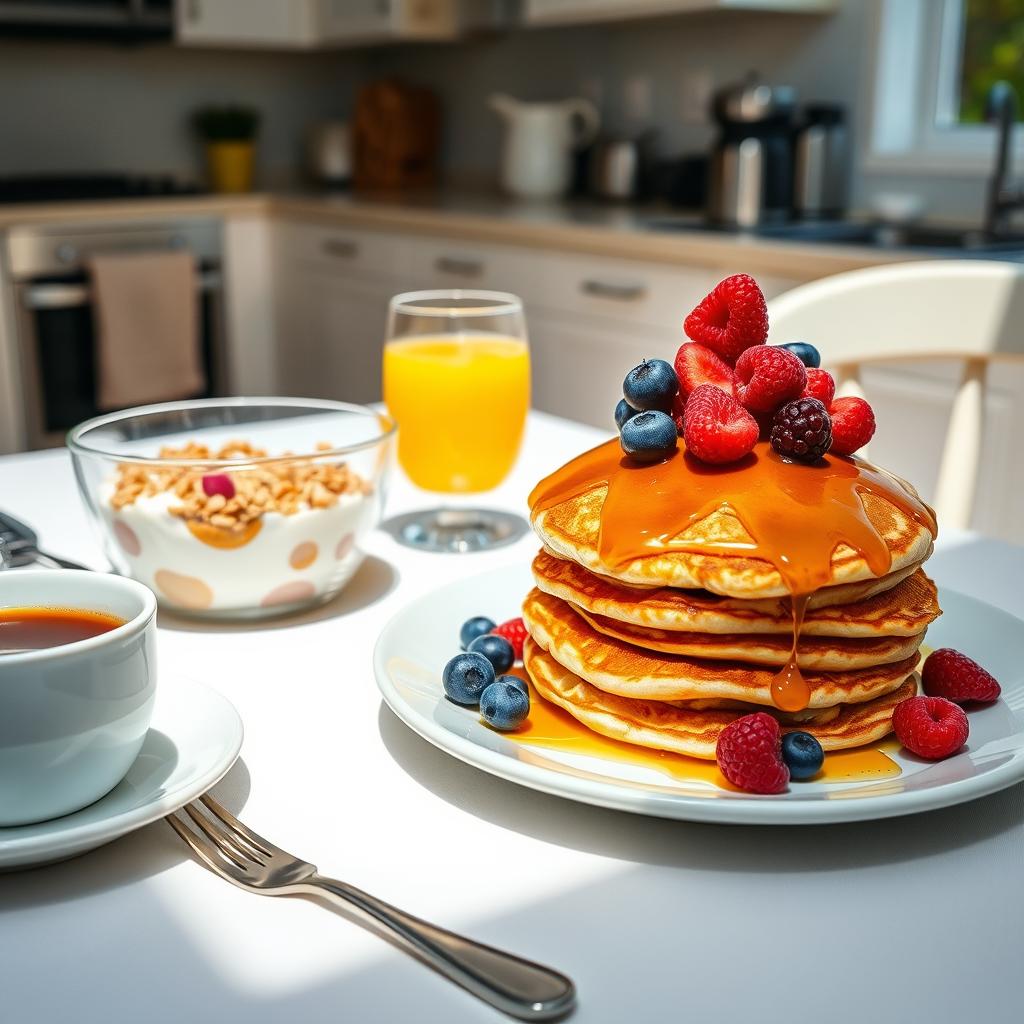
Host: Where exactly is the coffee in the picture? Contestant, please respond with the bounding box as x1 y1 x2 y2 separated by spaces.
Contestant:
0 606 125 654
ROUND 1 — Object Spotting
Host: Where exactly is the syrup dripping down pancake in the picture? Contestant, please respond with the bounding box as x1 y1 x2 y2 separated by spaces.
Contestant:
523 588 920 709
573 604 926 670
532 549 940 638
525 638 918 761
529 440 936 599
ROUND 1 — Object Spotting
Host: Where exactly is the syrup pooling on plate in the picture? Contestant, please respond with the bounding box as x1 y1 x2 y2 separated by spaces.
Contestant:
529 439 936 712
509 675 901 786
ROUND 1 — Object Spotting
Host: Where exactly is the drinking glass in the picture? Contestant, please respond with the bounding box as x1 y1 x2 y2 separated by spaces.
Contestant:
383 290 530 552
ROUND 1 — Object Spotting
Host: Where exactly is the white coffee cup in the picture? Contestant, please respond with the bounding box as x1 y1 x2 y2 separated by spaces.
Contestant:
0 570 157 826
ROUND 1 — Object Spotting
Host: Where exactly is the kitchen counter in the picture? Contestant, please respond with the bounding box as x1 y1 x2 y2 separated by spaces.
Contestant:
0 190 919 280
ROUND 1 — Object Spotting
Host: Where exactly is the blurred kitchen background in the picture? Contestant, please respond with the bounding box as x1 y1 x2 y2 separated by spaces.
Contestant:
0 0 1022 539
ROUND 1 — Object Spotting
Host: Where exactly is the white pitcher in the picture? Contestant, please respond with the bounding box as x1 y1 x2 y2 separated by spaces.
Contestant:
490 93 600 200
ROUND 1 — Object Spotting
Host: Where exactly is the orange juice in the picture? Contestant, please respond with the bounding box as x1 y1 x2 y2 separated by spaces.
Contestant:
384 334 530 492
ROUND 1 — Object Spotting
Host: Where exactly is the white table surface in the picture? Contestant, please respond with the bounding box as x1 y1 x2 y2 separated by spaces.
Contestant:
1 410 1022 1024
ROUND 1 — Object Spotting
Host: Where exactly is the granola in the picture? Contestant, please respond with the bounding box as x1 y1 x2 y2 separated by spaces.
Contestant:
110 440 372 531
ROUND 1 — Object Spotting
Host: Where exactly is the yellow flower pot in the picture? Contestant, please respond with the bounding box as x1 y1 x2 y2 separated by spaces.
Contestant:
206 141 255 194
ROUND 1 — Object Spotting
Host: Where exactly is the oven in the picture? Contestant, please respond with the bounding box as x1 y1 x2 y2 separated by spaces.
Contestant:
6 219 227 450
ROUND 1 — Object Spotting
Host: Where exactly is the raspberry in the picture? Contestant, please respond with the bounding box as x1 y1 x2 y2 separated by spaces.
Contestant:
735 345 807 413
892 695 969 760
829 396 876 456
716 712 790 794
491 618 527 662
770 397 832 463
674 342 738 401
802 368 836 409
683 274 769 363
682 383 759 465
921 648 1001 704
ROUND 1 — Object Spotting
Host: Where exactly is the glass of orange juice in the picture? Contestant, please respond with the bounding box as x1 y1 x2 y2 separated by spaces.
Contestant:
383 290 530 552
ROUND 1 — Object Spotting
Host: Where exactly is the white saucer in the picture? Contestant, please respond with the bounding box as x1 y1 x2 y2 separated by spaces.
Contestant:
0 679 243 870
374 565 1024 825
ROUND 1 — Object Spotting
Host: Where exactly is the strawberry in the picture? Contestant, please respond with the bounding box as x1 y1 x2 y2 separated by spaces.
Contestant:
682 384 759 465
683 274 769 363
674 342 738 400
491 618 527 662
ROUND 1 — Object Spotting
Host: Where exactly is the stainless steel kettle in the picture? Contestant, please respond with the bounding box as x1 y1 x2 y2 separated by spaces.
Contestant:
793 104 848 219
707 76 796 227
588 133 655 201
306 120 352 188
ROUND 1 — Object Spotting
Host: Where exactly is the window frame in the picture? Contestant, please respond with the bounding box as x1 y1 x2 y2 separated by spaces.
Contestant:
864 0 1023 176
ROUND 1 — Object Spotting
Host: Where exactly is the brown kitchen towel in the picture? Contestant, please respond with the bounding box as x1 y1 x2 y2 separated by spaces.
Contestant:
90 249 205 410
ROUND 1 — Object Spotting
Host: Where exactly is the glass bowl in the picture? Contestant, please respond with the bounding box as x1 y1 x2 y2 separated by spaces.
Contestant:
68 397 395 619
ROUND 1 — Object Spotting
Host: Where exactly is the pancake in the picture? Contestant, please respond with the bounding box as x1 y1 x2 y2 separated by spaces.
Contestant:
529 441 936 598
574 604 926 669
533 549 940 638
523 587 920 708
526 638 917 760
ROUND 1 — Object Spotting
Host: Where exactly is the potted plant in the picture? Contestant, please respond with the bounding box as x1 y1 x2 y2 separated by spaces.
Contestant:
193 106 261 194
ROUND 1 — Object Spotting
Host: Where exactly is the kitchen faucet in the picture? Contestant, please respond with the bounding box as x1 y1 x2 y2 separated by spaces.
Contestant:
985 80 1023 235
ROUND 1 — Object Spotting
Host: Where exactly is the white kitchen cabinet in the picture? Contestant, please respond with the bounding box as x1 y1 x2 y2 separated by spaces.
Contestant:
176 0 505 49
525 253 799 427
528 307 674 429
270 218 803 428
524 0 836 26
176 0 319 47
406 236 543 298
273 222 412 402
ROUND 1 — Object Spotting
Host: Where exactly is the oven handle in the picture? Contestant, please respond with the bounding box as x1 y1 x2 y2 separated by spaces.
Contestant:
20 270 222 310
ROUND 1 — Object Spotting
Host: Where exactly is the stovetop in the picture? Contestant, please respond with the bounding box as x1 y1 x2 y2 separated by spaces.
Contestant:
0 175 204 204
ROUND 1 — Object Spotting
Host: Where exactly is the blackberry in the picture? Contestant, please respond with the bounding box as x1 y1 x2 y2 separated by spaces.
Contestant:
770 397 832 463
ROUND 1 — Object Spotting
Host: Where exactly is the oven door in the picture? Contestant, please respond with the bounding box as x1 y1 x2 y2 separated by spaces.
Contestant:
16 264 225 449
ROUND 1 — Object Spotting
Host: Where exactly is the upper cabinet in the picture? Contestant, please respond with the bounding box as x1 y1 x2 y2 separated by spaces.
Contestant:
523 0 836 27
176 0 511 49
176 0 317 48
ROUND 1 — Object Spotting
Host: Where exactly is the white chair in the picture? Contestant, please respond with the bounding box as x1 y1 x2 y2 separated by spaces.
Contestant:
768 260 1024 531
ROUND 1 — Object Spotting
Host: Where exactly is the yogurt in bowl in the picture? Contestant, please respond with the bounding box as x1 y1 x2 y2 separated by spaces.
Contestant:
69 398 394 619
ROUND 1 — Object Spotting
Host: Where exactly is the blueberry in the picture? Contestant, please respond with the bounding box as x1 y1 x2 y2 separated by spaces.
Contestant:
622 359 679 412
480 679 531 731
459 616 496 650
467 633 515 674
498 673 529 698
780 342 821 369
615 398 639 430
442 652 495 706
619 410 678 462
781 731 824 780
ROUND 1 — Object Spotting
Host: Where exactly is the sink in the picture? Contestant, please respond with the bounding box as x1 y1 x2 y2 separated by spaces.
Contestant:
643 218 1024 254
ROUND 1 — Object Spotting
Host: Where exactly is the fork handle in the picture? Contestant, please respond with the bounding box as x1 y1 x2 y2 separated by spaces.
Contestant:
304 875 575 1021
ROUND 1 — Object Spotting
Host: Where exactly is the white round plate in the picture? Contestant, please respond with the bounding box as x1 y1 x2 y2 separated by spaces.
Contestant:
374 565 1024 825
0 679 243 869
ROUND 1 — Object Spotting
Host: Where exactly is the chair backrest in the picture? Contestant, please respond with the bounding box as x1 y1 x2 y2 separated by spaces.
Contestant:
768 260 1024 532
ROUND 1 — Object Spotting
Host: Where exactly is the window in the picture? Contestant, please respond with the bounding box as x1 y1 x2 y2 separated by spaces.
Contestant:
956 0 1024 124
868 0 1024 172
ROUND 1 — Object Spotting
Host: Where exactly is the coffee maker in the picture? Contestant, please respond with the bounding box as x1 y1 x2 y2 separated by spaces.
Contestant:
707 76 796 228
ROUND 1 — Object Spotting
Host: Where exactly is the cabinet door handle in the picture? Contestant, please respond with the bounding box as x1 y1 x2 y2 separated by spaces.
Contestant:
435 256 484 278
580 280 647 301
323 238 359 259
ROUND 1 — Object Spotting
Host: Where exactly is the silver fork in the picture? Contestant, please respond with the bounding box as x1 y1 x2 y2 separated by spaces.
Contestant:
167 795 576 1021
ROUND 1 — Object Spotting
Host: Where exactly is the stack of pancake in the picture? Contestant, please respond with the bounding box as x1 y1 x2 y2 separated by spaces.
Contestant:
522 443 941 761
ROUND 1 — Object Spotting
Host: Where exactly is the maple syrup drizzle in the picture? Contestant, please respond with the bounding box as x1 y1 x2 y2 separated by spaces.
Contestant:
507 675 902 786
529 440 936 711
